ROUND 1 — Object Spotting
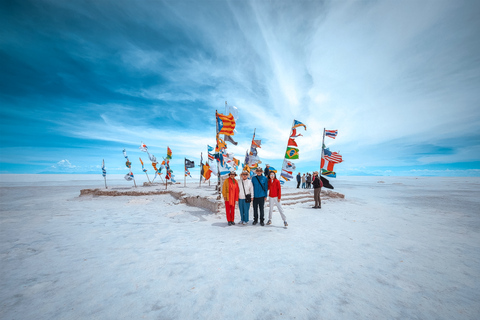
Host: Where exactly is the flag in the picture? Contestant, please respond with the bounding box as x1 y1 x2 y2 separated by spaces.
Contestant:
101 160 106 177
252 139 261 148
185 158 195 168
287 138 298 147
290 128 303 138
233 158 240 167
139 142 148 152
123 149 127 159
225 135 238 146
152 162 159 172
124 172 134 181
125 160 132 168
207 145 214 152
208 153 214 161
283 159 296 171
285 147 299 159
325 130 338 139
324 152 343 164
322 169 336 178
292 120 307 130
323 148 332 157
139 157 147 172
166 147 172 159
327 161 335 172
269 166 278 174
202 163 212 180
320 176 334 189
216 138 227 150
216 112 236 136
185 169 192 177
281 169 293 181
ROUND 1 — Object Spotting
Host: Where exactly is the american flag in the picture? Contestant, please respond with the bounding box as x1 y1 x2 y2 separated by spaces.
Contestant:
325 130 338 139
324 152 343 163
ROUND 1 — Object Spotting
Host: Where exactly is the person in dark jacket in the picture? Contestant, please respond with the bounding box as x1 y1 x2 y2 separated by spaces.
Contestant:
296 172 301 188
252 167 268 226
312 171 323 208
306 173 312 188
264 164 270 178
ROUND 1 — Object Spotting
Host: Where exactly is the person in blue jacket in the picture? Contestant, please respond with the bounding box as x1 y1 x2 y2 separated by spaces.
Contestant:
251 167 268 226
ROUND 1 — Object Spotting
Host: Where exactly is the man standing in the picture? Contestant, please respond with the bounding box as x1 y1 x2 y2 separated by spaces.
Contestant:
264 164 270 178
251 167 268 226
296 172 301 188
312 171 323 208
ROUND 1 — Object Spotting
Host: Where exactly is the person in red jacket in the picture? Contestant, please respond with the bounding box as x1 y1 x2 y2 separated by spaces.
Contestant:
267 172 288 226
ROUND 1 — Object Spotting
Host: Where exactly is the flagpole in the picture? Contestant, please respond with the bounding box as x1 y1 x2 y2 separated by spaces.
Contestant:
215 110 221 199
102 159 107 189
184 157 186 188
320 127 326 175
199 153 202 188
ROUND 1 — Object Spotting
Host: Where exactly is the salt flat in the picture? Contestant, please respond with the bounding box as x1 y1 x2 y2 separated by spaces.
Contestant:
0 175 479 319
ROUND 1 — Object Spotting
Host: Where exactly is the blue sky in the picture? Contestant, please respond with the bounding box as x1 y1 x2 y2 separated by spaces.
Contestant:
1 0 479 177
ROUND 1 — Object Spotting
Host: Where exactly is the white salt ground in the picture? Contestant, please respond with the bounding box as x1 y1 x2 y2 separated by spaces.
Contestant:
1 174 479 319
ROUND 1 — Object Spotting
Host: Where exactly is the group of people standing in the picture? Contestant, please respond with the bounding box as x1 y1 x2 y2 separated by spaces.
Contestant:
297 172 315 189
222 165 324 227
222 166 287 227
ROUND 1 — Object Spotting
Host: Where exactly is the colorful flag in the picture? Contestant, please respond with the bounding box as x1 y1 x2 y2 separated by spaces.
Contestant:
269 166 278 174
139 157 147 172
287 138 298 147
290 128 303 138
139 142 148 152
283 159 296 171
216 112 236 136
281 169 293 180
292 120 307 130
185 169 192 177
125 160 132 168
202 163 212 180
166 147 172 159
185 158 195 168
325 130 338 139
216 138 227 151
124 172 134 181
285 147 299 159
252 139 261 148
102 159 106 177
327 161 336 172
324 152 343 164
208 153 214 161
322 169 336 178
207 145 214 152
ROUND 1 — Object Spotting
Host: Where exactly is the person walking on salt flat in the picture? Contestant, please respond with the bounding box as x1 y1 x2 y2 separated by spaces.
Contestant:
266 171 287 226
252 167 268 226
301 173 306 189
296 172 301 188
222 171 239 226
312 171 323 209
238 170 254 225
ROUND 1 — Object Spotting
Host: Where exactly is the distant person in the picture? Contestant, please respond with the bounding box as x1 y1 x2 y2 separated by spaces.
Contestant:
301 173 306 189
267 172 288 227
238 170 254 225
312 171 323 208
296 172 301 188
222 171 239 226
306 173 312 188
264 164 270 178
252 167 268 226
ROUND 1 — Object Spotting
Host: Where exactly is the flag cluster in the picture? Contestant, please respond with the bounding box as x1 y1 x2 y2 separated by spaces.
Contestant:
122 149 135 181
281 120 306 181
321 129 343 178
244 131 262 172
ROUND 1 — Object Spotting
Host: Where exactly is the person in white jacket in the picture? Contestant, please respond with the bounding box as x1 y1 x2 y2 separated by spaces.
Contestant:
238 170 254 225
